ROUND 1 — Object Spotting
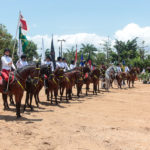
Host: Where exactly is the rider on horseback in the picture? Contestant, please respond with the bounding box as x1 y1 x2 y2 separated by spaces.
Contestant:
62 58 69 71
1 48 16 93
43 56 54 71
16 54 28 69
70 60 76 70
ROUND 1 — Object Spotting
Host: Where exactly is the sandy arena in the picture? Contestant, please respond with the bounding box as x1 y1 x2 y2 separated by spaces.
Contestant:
0 81 150 150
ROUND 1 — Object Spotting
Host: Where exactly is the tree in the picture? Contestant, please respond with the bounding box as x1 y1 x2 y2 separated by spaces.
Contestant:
63 46 75 64
101 37 112 64
23 40 38 61
114 38 138 64
80 43 97 62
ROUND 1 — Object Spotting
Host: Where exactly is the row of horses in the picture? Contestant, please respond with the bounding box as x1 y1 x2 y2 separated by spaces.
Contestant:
0 64 140 118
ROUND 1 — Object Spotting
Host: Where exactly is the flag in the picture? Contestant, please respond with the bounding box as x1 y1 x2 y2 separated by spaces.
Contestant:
80 53 84 66
87 52 92 68
50 35 56 69
20 13 28 31
17 13 28 57
75 44 77 65
41 38 45 64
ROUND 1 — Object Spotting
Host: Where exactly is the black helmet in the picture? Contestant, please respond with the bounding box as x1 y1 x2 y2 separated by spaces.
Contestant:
62 58 66 61
4 48 10 53
57 57 62 61
71 60 74 64
21 54 27 59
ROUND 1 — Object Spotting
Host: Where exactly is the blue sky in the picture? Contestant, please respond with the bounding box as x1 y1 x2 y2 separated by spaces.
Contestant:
0 0 150 37
1 0 150 56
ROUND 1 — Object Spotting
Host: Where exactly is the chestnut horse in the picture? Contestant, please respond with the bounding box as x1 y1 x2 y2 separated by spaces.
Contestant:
0 65 40 118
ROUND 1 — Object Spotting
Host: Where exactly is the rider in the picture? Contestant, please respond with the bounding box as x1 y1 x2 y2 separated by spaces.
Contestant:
1 48 16 92
43 55 54 71
62 58 69 71
125 65 130 73
16 54 28 69
56 57 64 69
70 60 76 70
116 63 122 73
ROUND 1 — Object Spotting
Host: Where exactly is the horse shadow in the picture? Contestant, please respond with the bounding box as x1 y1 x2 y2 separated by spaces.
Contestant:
0 114 43 122
39 101 66 109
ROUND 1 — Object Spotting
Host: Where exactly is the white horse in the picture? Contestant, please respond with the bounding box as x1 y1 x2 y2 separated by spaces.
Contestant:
105 66 116 91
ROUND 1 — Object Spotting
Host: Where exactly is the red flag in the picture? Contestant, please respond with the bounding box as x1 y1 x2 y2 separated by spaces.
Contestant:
20 14 28 31
75 45 77 65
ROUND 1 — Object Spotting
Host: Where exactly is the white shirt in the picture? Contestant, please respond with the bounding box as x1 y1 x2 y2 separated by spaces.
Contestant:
43 61 54 71
62 62 69 71
16 59 28 69
116 66 122 72
70 64 76 70
1 55 16 70
56 61 64 69
125 66 129 73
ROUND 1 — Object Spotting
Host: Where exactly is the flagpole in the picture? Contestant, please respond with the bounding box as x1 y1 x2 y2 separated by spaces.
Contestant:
12 11 21 60
6 11 21 92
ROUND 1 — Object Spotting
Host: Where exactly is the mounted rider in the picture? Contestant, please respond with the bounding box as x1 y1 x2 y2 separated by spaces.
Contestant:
56 57 64 69
62 58 69 71
70 60 76 70
43 55 54 71
16 54 28 69
1 48 16 93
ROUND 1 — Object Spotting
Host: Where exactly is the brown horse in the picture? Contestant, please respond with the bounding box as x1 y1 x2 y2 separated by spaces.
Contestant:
0 65 40 118
24 64 52 111
126 67 139 88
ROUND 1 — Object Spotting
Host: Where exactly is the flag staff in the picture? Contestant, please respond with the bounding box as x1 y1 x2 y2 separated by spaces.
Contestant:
6 11 21 92
12 11 21 60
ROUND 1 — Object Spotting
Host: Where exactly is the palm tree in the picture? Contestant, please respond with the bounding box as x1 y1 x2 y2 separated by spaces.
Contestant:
80 43 97 61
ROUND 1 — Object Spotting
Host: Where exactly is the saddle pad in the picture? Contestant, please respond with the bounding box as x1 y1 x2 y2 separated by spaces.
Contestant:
0 76 2 85
0 71 14 83
84 73 88 79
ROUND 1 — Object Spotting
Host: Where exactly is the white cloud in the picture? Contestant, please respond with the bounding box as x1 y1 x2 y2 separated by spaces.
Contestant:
28 33 106 57
28 23 150 57
114 23 150 46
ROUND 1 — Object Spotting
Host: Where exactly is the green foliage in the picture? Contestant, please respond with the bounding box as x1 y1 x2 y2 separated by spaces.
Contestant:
63 46 75 64
45 49 50 57
24 40 38 61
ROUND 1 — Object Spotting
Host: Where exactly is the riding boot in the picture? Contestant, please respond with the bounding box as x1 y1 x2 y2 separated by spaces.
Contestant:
2 80 9 94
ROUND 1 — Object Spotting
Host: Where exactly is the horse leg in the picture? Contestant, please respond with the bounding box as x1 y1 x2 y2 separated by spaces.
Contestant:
15 94 22 118
86 84 88 95
51 91 53 104
60 87 64 101
24 92 29 111
34 94 39 108
2 94 9 110
9 95 15 105
54 90 58 104
29 93 34 111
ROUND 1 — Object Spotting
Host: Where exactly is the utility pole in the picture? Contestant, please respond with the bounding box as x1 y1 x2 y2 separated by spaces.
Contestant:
58 39 66 57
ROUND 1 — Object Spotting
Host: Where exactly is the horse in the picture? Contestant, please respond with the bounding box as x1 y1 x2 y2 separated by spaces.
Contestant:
105 66 116 91
0 65 40 118
24 64 52 111
126 67 140 88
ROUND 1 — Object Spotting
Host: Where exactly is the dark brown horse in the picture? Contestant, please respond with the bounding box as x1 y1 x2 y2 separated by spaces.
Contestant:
24 64 51 111
0 65 40 118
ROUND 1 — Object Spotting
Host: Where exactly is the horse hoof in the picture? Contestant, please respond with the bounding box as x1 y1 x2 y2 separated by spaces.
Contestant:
17 115 22 118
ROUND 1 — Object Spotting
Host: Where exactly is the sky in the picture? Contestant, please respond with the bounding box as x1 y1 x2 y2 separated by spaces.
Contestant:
0 0 150 56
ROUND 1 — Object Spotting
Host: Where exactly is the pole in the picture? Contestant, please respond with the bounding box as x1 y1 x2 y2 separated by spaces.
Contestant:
6 11 21 91
58 39 66 57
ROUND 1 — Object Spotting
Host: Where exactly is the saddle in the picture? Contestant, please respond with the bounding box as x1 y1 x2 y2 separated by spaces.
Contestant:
0 71 14 84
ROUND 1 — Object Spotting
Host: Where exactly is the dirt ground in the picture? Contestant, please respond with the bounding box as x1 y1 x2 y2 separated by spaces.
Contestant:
0 81 150 150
